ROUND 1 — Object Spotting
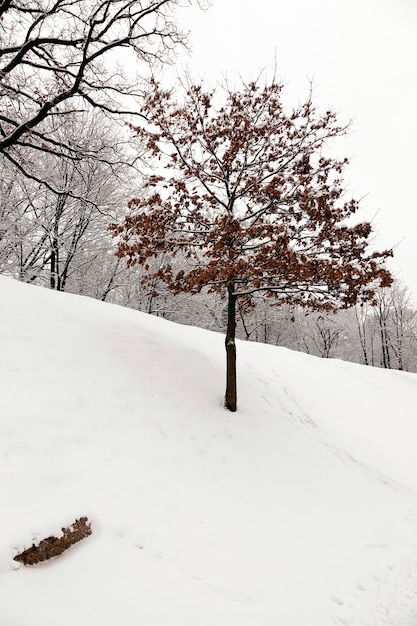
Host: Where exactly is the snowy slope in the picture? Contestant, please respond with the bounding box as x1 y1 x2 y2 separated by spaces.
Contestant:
1 276 417 626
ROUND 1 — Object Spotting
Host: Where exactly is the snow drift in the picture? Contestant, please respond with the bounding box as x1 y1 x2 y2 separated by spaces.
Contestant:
1 276 417 625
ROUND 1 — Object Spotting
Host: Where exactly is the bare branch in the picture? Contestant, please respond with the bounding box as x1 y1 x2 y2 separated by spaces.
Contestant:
0 0 197 186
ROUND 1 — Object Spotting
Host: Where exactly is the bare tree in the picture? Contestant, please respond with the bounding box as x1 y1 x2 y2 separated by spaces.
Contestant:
377 282 417 371
0 0 202 187
354 301 377 366
0 110 132 291
374 287 393 369
307 316 343 358
351 283 417 371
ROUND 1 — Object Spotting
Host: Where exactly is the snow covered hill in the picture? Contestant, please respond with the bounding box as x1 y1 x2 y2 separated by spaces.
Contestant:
1 276 417 626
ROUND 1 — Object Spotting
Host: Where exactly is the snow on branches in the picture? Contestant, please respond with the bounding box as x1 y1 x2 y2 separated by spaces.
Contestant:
110 77 393 410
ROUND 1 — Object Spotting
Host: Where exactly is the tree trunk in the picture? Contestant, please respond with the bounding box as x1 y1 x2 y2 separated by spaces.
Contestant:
100 258 121 302
50 194 67 291
380 323 391 369
225 283 237 412
50 244 58 290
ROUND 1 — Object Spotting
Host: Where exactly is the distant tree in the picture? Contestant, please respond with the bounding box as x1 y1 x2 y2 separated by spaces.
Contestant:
237 298 294 346
0 111 131 291
354 301 375 366
371 282 417 371
387 282 417 371
0 0 201 188
306 315 344 358
110 78 393 411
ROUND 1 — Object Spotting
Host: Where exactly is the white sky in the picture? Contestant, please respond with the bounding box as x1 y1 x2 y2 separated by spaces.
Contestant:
173 0 417 301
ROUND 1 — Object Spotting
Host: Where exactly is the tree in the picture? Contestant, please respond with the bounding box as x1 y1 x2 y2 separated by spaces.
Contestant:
354 301 375 366
306 315 344 358
110 77 393 411
0 0 201 188
371 282 417 371
387 282 417 371
0 110 130 291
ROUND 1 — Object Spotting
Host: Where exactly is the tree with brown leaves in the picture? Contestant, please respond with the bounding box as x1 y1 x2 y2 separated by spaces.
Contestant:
110 77 393 411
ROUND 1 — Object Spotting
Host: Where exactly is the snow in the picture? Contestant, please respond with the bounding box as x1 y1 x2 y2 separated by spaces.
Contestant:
1 275 417 625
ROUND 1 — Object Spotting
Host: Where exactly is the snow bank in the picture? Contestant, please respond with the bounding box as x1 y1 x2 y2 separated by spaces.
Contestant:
1 276 417 625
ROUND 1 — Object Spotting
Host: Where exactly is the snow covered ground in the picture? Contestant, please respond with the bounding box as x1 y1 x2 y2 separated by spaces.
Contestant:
1 275 417 625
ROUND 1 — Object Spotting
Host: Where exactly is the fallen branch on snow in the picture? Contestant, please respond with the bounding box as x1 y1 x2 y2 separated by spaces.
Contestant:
14 517 92 566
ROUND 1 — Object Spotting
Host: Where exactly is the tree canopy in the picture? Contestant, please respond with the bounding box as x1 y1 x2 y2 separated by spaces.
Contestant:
0 0 194 187
112 77 393 409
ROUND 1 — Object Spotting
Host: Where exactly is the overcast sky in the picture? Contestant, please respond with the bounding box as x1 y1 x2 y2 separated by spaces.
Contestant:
173 0 417 301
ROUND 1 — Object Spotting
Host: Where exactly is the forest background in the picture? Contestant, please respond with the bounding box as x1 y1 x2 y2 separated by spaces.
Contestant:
1 0 416 373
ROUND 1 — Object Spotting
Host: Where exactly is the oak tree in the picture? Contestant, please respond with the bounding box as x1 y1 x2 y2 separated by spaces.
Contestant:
110 78 393 411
